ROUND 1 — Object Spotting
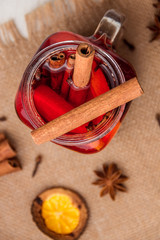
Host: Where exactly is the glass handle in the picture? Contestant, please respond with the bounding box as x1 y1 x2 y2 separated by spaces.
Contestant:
92 9 125 46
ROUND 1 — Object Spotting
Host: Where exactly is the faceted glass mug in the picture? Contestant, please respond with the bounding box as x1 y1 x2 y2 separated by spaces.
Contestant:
15 10 136 154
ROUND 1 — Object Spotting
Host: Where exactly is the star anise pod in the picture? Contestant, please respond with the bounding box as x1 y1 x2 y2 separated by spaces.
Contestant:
148 15 160 42
153 0 160 9
92 163 128 200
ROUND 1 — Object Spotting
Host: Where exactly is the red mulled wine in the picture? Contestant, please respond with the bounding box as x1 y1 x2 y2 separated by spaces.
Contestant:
15 10 137 154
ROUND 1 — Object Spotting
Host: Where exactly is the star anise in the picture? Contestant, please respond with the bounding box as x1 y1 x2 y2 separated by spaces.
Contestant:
153 0 160 9
92 163 128 200
148 15 160 42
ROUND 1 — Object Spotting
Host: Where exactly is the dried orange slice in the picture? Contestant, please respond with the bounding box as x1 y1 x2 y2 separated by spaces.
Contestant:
42 194 80 234
31 187 88 240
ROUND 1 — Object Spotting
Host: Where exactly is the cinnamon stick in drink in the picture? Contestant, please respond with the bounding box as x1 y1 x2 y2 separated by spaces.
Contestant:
73 43 95 88
49 52 65 92
60 54 75 99
68 43 95 106
31 77 143 144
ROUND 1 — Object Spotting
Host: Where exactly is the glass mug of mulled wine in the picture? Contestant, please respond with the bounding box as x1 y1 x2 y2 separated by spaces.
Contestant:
15 10 136 154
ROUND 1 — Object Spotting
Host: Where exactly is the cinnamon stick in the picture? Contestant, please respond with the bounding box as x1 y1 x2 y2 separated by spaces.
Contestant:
49 52 65 92
60 54 75 99
73 43 95 87
0 158 21 177
31 77 143 145
68 44 94 106
67 54 75 68
0 139 16 162
49 52 65 68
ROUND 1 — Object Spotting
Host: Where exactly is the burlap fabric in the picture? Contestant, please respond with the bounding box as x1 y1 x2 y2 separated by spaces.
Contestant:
0 0 160 239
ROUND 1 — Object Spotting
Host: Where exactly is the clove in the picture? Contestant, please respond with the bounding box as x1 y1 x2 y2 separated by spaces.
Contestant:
32 155 42 177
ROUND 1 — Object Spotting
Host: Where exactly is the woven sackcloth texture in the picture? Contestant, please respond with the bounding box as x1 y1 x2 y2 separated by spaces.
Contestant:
0 0 160 239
